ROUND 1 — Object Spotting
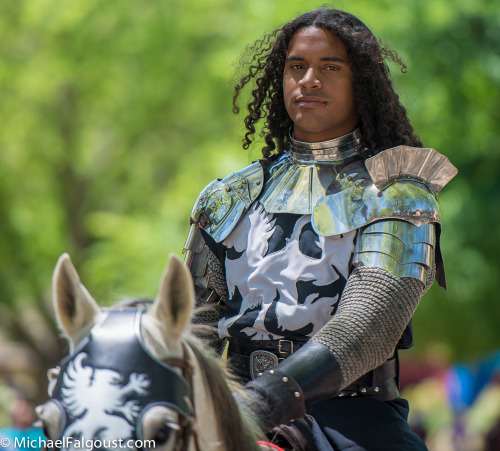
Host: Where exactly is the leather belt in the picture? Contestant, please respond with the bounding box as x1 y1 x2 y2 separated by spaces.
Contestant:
228 338 400 401
335 357 400 401
229 337 308 356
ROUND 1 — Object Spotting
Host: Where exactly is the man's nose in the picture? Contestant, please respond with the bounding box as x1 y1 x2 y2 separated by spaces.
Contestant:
298 68 321 89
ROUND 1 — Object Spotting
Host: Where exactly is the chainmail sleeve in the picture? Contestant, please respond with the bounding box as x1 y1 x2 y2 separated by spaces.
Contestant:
311 263 435 389
191 249 228 355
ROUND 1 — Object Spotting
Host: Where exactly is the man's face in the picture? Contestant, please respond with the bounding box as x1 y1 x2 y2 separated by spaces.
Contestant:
283 26 359 142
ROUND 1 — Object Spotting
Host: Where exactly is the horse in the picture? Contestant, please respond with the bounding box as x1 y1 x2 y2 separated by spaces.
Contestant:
36 253 280 451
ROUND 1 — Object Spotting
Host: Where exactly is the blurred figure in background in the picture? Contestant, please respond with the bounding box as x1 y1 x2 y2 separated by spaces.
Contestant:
0 392 44 451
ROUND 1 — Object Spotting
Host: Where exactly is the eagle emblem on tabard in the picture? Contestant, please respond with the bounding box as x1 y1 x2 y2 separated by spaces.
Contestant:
250 350 279 379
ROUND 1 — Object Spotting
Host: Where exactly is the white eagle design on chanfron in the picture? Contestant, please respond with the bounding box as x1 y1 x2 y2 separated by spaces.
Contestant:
60 352 151 446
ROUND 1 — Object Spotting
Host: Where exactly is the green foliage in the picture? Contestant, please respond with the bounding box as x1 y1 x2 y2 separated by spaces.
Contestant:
0 0 499 402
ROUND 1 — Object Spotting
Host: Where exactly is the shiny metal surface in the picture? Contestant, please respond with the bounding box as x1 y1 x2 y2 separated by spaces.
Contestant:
183 225 210 280
361 221 435 246
354 252 428 282
366 146 458 194
183 223 205 254
312 179 440 236
356 233 433 266
290 128 365 162
190 162 264 242
260 130 366 214
353 220 436 282
259 155 339 214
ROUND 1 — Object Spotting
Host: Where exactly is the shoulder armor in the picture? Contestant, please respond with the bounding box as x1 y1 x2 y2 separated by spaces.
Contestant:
190 161 264 242
365 146 458 194
312 146 457 236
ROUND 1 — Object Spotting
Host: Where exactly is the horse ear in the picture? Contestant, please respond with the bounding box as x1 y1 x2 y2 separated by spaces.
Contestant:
53 253 99 347
152 253 194 339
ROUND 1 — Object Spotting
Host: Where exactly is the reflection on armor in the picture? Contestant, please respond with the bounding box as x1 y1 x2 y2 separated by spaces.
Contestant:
289 127 365 163
353 220 436 284
259 153 340 214
183 224 209 285
260 128 367 214
312 145 457 237
365 146 458 194
313 180 440 236
190 162 264 242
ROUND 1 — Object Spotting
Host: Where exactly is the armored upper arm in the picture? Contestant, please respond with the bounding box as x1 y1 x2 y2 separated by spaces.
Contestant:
183 224 228 303
353 220 435 285
312 146 457 287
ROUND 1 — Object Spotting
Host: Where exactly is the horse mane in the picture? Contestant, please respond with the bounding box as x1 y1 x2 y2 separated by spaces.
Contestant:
184 333 264 451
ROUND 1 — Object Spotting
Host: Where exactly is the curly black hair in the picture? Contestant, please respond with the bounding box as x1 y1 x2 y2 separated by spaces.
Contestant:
233 8 422 160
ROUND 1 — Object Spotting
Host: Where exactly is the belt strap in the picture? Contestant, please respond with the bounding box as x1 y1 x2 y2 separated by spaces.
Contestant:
228 338 399 401
229 337 308 356
336 357 399 401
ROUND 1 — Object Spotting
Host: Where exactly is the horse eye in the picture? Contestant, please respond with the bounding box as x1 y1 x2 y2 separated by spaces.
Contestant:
152 424 173 445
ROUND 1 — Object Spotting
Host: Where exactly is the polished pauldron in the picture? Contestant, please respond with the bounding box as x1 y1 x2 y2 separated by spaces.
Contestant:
312 179 440 236
353 220 436 284
312 145 457 236
190 161 263 242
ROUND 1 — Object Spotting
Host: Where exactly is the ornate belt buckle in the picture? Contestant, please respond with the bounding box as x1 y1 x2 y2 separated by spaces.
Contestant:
250 350 279 380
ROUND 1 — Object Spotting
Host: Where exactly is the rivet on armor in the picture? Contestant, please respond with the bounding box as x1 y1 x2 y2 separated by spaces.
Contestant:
377 191 382 197
282 376 289 383
415 210 421 217
258 372 263 377
340 173 345 178
355 182 360 187
353 260 359 266
347 176 352 181
241 179 246 184
226 187 230 192
256 181 261 185
294 392 301 398
360 387 367 393
351 393 358 397
269 370 275 375
338 392 345 397
374 387 380 392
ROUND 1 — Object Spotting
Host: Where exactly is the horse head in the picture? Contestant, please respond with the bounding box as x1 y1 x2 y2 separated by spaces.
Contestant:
36 253 264 451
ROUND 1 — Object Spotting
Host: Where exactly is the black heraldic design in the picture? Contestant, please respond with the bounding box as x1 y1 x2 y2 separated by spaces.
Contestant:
220 203 353 341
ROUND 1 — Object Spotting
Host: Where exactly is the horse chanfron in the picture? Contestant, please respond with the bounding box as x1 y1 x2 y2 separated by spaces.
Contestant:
37 253 264 451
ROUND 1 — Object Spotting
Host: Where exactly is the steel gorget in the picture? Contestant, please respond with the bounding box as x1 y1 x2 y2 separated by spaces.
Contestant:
259 128 367 214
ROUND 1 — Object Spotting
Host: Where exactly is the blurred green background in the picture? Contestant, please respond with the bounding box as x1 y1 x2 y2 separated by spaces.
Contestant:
0 0 499 443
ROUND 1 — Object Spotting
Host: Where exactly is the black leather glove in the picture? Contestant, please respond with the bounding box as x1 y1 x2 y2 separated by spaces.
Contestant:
235 369 306 432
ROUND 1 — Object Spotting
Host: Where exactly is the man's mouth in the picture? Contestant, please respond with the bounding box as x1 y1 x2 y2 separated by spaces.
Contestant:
295 95 327 108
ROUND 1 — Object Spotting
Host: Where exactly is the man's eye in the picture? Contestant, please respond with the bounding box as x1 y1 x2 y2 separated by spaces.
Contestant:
290 64 304 70
326 66 339 71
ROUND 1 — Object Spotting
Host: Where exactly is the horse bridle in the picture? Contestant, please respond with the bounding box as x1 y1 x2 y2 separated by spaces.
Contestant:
161 342 203 451
46 306 205 451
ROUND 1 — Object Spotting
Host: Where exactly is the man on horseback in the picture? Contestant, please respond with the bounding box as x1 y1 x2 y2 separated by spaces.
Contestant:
184 8 457 450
